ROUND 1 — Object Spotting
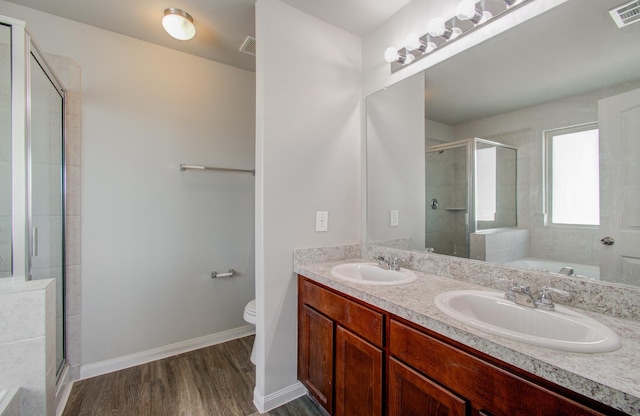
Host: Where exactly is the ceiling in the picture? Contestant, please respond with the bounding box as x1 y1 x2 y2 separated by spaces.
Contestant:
4 0 414 72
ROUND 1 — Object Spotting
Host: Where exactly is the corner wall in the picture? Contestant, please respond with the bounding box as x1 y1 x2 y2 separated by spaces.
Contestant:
0 1 257 371
255 0 361 410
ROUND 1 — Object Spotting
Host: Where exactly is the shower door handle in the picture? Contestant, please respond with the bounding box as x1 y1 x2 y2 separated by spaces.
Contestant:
32 227 38 257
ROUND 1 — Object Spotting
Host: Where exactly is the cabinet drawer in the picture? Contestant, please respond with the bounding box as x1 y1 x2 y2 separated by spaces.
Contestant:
300 277 384 347
389 319 606 416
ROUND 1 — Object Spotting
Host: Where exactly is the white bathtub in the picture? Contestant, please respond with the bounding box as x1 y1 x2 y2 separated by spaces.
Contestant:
504 258 600 280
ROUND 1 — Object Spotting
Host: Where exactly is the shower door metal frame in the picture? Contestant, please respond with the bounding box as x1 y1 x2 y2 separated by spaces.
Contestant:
27 34 67 380
426 140 474 258
426 138 518 258
4 14 68 379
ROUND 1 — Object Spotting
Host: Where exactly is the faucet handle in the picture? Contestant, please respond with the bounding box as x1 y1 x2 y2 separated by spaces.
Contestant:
537 286 570 311
389 257 401 271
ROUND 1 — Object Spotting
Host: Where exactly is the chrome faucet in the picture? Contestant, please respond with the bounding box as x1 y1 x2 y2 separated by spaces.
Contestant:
377 256 400 271
497 279 570 310
558 266 576 276
536 286 571 311
506 284 538 308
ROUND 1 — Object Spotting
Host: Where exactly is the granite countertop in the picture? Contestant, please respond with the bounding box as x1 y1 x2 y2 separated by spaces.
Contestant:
295 259 640 415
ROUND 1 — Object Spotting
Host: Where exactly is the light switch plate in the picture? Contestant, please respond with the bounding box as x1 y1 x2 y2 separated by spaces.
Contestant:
316 211 328 232
390 210 399 227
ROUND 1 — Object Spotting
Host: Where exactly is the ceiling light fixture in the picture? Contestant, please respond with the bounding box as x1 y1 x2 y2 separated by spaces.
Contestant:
383 0 533 73
162 8 196 41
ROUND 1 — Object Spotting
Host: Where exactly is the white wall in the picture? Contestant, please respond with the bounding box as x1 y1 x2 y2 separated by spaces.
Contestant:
0 1 256 367
255 0 361 409
366 73 424 249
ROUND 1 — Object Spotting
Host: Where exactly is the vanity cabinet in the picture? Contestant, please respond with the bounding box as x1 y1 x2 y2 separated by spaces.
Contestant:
298 276 384 416
389 319 612 416
298 275 627 416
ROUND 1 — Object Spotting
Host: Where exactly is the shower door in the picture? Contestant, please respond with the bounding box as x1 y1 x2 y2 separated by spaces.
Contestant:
0 24 11 278
28 48 66 377
425 143 470 257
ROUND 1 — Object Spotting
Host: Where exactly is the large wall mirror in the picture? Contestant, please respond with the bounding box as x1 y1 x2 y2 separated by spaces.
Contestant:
366 0 640 287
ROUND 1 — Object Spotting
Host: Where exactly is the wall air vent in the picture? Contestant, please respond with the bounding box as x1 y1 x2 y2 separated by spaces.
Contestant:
239 36 256 56
609 0 640 28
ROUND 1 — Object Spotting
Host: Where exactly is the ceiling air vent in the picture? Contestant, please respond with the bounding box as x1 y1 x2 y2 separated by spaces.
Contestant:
609 0 640 28
239 36 256 56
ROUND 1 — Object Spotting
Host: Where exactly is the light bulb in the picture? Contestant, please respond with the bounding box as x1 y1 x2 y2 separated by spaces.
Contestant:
450 27 463 40
428 17 446 37
384 47 401 63
405 34 423 52
456 0 477 21
404 53 416 65
478 11 493 24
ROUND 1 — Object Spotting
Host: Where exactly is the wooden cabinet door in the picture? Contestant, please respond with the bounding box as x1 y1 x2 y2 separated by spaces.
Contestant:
334 326 383 416
299 305 334 414
388 357 468 416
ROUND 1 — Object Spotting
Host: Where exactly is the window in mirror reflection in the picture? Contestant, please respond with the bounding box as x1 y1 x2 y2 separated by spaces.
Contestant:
476 146 497 222
545 124 600 226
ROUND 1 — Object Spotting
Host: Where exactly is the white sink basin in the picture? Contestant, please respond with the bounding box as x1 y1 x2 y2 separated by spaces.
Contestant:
434 290 621 353
330 263 417 286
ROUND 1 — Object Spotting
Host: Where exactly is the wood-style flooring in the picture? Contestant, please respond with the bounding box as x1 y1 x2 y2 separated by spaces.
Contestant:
63 335 326 416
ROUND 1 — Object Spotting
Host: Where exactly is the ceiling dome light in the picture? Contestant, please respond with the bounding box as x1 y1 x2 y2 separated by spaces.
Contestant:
162 8 196 40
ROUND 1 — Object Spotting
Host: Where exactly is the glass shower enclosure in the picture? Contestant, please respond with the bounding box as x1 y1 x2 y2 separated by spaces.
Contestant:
425 138 517 258
1 17 67 379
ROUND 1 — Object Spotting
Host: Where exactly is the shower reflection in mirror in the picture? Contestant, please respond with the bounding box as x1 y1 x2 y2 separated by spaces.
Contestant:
425 138 517 259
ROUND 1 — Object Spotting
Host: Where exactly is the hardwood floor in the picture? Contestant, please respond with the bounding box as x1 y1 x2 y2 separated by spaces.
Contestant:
63 336 325 416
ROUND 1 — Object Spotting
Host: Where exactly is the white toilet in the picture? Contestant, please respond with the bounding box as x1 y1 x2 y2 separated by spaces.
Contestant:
243 299 257 364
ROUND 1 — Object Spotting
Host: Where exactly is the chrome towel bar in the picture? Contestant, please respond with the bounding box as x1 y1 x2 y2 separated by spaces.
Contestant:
211 269 236 279
180 163 255 175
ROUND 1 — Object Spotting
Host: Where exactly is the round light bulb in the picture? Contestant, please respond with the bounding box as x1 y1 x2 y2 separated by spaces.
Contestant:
404 53 416 65
428 17 447 37
162 9 196 41
384 47 400 63
478 11 493 24
405 34 422 52
456 0 477 21
450 27 463 40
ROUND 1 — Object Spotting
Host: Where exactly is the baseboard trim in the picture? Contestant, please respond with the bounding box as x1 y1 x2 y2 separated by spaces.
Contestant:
79 325 255 380
253 381 307 413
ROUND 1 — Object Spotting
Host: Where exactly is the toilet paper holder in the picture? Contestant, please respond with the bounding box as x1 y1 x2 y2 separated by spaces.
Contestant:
211 269 236 279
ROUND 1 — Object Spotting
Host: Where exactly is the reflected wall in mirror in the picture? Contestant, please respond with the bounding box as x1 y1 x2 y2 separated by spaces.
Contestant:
366 0 640 287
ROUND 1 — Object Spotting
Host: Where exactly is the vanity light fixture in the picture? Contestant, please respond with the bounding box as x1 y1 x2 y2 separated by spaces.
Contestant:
162 8 196 41
457 0 493 25
383 0 533 73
